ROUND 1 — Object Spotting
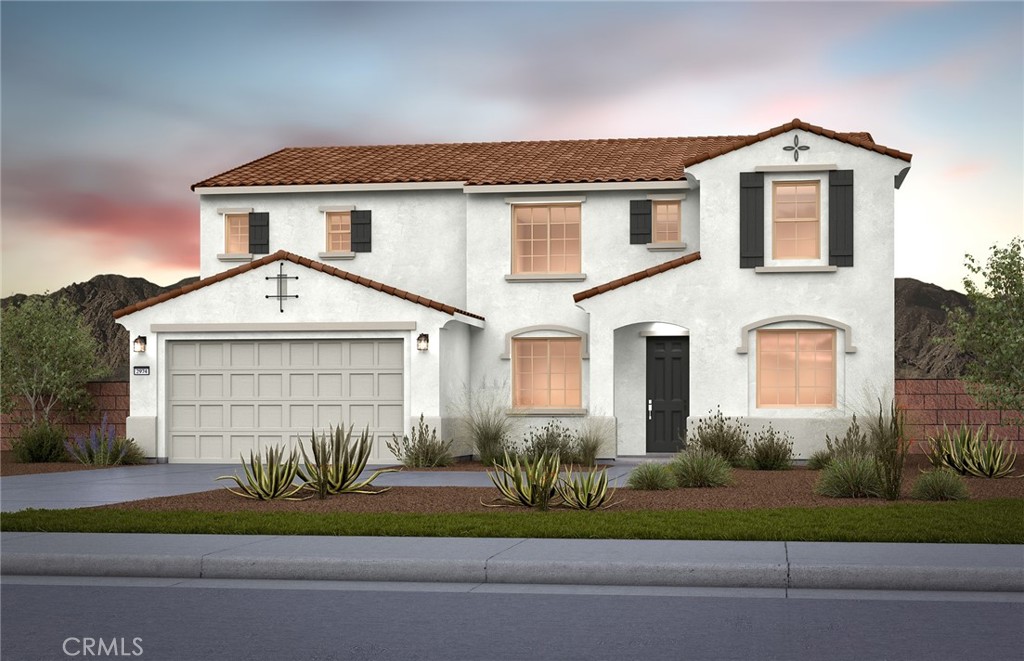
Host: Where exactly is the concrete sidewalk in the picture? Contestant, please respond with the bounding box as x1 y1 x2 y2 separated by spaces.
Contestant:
2 533 1021 593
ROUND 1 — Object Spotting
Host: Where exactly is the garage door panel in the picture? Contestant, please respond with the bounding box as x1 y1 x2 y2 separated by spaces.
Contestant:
168 339 404 463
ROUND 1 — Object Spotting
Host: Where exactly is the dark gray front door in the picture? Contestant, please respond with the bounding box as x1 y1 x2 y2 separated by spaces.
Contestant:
646 337 689 452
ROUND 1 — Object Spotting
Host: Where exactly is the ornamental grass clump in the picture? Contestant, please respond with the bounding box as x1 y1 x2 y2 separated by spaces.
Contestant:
217 445 307 501
486 451 560 510
574 415 614 467
386 414 454 468
521 421 580 464
687 407 749 467
670 448 733 488
823 414 872 463
911 469 970 502
869 399 908 501
65 416 146 466
814 456 880 499
298 424 397 498
11 420 68 463
748 424 793 470
925 424 1018 478
627 462 676 490
556 465 616 510
806 448 833 471
453 380 517 466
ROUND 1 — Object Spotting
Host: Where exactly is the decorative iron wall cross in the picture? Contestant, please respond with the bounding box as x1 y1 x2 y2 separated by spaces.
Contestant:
265 263 298 313
783 135 810 161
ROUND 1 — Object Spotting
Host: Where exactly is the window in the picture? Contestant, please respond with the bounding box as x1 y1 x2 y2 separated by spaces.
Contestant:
652 200 681 243
224 213 249 254
512 204 581 274
513 338 582 408
326 211 352 252
757 330 835 407
772 181 820 259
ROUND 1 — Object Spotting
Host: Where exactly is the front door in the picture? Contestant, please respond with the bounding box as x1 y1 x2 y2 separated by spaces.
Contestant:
646 337 689 452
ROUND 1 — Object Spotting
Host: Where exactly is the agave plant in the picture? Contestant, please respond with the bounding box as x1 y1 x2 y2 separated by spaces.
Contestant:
298 424 397 497
926 424 1018 478
486 451 560 510
217 445 307 500
556 465 616 510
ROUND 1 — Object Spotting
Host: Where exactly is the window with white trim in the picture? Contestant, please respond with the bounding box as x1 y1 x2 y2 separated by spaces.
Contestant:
652 200 681 243
326 211 352 252
512 337 582 408
224 213 248 254
512 204 581 274
757 329 835 407
772 181 820 260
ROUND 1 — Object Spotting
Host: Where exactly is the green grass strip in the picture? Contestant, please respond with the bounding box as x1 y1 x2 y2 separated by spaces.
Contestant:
2 500 1022 543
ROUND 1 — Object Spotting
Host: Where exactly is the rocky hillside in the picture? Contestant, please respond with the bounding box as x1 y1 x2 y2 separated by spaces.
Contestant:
3 275 969 380
2 274 198 380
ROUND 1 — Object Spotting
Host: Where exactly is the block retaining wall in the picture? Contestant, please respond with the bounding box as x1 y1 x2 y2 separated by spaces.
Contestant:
1 382 129 450
896 379 1022 451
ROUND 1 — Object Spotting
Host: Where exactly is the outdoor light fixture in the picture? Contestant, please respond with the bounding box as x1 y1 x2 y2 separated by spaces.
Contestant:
416 333 429 352
133 336 147 353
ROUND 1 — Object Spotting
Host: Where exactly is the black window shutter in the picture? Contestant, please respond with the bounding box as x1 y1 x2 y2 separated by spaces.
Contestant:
248 212 269 255
739 172 764 268
829 170 854 267
630 200 652 244
351 210 372 253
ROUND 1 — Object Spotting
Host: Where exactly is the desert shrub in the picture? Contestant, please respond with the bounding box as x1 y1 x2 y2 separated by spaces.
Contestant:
486 451 560 510
574 416 613 467
670 448 733 488
297 425 396 498
217 445 306 501
10 421 68 463
686 407 749 467
521 421 579 463
925 424 1017 478
626 463 676 490
556 466 615 510
386 414 454 468
453 381 516 466
910 469 969 502
869 399 908 500
814 456 880 498
748 424 793 470
806 448 833 470
65 416 146 466
824 414 872 461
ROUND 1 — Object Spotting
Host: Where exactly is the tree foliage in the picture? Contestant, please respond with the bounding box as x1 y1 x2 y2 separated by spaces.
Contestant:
0 296 107 423
947 237 1024 416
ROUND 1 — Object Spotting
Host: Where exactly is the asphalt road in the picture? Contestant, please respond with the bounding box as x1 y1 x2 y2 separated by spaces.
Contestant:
2 577 1021 661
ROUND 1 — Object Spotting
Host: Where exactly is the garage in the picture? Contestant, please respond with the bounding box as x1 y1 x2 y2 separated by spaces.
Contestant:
166 339 404 463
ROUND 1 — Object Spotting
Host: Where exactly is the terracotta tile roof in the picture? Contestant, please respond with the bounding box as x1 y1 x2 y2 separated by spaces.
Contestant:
573 252 702 303
113 251 485 321
191 119 910 190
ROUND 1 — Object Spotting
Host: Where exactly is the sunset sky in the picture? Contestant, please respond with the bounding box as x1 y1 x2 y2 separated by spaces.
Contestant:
1 1 1021 297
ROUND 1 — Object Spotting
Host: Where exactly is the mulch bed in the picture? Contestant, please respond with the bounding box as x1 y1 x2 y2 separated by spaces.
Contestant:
0 451 108 477
104 459 1024 514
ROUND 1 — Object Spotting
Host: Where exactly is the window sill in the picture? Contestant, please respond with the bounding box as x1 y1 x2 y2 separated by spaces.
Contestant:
754 265 838 273
217 253 254 262
318 251 356 261
505 274 587 283
646 242 687 252
509 408 588 416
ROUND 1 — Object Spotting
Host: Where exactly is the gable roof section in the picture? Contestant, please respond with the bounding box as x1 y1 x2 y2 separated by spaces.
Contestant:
192 119 910 190
113 251 485 321
573 252 702 303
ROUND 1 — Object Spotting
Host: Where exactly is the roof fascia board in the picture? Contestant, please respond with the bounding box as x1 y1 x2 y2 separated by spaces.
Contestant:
463 180 690 194
194 181 466 195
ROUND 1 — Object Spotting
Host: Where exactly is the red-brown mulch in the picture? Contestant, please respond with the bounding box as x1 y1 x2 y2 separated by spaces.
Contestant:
0 451 109 477
103 457 1024 514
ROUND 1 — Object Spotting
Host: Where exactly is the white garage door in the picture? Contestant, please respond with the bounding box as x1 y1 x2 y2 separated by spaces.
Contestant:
167 339 404 463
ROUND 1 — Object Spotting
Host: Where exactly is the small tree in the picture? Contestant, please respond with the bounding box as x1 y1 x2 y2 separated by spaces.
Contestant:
946 237 1024 418
0 296 107 423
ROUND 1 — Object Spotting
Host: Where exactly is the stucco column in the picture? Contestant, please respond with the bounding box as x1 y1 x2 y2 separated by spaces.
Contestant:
587 320 615 416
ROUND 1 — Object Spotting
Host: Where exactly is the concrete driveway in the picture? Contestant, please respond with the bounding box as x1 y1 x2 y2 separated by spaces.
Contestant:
0 461 639 512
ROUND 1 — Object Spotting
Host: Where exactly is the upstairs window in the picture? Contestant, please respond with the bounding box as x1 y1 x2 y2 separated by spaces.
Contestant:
326 211 352 252
652 200 681 243
772 181 820 259
757 329 835 408
224 213 249 254
512 204 581 274
513 337 582 408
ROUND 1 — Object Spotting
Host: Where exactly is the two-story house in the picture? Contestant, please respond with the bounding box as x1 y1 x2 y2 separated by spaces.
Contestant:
114 118 912 463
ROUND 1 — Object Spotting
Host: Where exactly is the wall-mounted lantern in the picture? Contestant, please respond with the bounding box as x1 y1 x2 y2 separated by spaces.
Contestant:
133 336 147 353
416 333 429 352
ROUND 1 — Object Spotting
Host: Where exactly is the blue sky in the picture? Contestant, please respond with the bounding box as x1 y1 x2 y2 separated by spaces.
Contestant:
2 1 1021 296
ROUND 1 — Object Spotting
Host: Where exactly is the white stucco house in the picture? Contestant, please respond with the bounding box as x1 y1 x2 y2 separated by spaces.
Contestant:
115 118 912 463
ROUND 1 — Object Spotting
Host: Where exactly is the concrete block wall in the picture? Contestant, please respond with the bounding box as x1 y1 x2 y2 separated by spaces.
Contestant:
1 382 129 449
895 379 1022 451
